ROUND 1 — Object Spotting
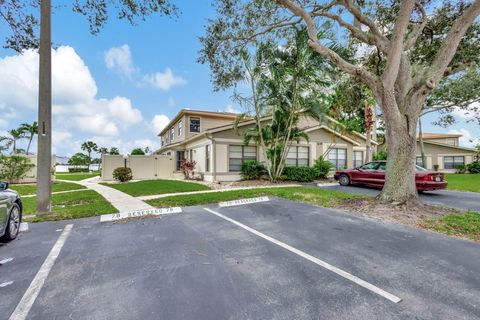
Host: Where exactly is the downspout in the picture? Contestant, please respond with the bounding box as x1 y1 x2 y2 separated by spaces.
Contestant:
207 134 217 182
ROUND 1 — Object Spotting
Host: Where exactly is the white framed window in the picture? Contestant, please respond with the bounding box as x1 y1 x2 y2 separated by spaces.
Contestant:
229 145 257 172
286 146 309 167
328 148 347 169
170 127 174 141
444 156 464 169
353 151 363 168
178 120 183 136
190 117 200 133
416 156 424 167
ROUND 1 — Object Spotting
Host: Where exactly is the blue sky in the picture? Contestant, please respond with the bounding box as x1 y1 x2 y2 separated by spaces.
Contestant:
0 0 478 157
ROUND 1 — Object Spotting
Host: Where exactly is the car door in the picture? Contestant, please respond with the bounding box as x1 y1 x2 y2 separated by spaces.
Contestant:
353 162 379 184
0 191 9 236
371 162 387 186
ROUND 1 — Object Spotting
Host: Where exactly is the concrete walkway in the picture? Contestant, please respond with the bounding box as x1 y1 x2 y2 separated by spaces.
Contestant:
63 177 154 212
136 184 301 201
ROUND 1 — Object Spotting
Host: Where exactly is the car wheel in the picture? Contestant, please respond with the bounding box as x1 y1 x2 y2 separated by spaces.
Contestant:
338 174 350 186
2 203 21 241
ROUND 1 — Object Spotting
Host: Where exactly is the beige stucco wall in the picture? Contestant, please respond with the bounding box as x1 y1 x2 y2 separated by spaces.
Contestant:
0 155 56 184
416 141 476 171
101 154 174 181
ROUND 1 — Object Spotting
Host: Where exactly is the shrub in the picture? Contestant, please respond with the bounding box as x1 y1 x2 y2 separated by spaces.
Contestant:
241 160 265 180
433 164 439 171
455 164 467 174
113 167 133 182
68 168 89 173
313 156 334 179
282 166 319 182
373 150 388 160
180 160 196 179
0 155 35 183
467 161 480 174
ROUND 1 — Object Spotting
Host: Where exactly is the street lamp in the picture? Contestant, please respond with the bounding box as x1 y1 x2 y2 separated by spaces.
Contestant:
123 154 128 168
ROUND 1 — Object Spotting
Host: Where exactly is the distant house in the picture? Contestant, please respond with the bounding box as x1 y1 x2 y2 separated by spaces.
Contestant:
154 109 478 181
415 133 478 171
156 109 381 181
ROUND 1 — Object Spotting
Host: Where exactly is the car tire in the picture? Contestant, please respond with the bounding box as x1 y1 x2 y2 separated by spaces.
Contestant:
2 203 21 242
338 174 351 186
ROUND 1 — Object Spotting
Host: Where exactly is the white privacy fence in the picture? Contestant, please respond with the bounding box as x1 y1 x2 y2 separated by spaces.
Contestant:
101 154 175 181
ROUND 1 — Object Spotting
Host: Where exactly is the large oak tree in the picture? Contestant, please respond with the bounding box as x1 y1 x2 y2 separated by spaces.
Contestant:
200 0 480 205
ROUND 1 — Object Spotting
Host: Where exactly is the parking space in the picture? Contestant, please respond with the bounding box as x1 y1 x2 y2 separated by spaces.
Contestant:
317 184 480 211
1 198 480 319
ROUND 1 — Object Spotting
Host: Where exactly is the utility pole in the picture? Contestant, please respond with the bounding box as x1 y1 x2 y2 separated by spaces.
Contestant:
36 0 52 215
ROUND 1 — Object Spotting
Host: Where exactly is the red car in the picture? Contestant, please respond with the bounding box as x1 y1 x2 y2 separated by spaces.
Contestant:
333 161 447 191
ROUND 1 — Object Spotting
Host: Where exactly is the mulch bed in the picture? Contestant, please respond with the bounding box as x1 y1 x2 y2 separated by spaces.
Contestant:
335 198 461 227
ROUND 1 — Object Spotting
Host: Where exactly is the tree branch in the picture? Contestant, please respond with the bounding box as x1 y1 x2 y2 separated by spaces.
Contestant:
382 0 416 90
340 0 388 44
276 0 379 90
425 0 480 89
405 1 428 49
311 10 388 52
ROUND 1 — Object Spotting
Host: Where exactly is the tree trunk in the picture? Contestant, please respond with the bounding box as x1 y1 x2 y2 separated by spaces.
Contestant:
418 118 426 168
26 137 32 155
378 97 419 205
365 102 372 163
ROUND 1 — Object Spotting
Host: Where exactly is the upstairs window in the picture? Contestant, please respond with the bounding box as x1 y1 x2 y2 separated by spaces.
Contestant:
190 117 200 133
178 120 183 136
170 127 174 141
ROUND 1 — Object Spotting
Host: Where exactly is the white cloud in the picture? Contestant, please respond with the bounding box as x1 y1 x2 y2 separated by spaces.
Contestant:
104 44 135 77
224 104 241 114
0 119 7 128
144 68 186 91
151 114 170 134
448 128 479 147
452 102 479 120
0 46 145 154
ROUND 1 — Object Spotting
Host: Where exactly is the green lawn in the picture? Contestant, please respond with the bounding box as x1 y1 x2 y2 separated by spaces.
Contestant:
22 190 118 222
145 186 365 208
445 174 480 192
421 211 480 242
101 179 210 197
9 181 86 196
55 172 100 181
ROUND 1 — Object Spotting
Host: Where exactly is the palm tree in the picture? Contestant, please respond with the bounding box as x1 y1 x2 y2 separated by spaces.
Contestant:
81 141 98 171
0 129 25 154
237 28 335 181
20 121 38 154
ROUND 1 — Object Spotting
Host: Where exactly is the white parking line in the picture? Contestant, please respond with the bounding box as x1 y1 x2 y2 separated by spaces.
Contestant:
0 281 14 288
203 208 401 303
9 224 74 320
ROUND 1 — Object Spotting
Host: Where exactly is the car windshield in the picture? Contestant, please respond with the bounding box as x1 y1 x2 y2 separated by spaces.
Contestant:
358 162 379 170
377 162 386 171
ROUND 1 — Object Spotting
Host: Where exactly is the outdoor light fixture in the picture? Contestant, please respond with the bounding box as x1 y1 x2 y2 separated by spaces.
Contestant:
123 154 128 168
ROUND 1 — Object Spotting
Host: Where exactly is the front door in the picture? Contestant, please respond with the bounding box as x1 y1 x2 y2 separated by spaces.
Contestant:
176 151 185 171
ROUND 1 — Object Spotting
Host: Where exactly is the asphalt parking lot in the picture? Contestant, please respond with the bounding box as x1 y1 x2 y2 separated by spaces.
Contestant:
317 184 480 212
1 198 479 319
